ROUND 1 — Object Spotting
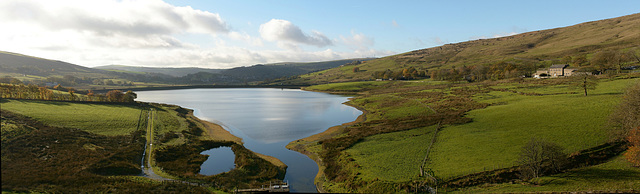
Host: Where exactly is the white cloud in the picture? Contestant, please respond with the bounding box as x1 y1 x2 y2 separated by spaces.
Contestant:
229 31 264 46
259 19 333 49
0 0 229 36
0 0 229 50
340 30 374 51
0 0 394 69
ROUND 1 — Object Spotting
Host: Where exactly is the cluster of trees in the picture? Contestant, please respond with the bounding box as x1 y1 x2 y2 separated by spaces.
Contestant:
92 79 134 86
1 84 56 100
589 49 640 74
0 75 134 87
425 48 640 83
430 62 537 82
371 67 428 80
105 90 137 103
607 81 640 166
518 138 567 179
0 83 136 103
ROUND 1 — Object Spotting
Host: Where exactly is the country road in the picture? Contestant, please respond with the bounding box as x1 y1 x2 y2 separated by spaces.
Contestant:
141 108 172 181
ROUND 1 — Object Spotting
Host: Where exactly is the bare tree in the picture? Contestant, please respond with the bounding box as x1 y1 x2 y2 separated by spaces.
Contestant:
570 73 598 96
608 81 640 141
519 138 567 179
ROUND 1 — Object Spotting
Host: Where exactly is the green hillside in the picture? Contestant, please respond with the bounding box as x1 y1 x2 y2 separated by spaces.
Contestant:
1 50 372 87
291 13 640 84
0 51 116 81
95 65 224 77
293 76 639 193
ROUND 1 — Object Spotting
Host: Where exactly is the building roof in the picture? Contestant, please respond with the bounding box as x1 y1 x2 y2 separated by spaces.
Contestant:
550 64 569 69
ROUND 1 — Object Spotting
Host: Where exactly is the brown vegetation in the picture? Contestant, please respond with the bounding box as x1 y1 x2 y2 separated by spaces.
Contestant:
608 81 640 141
1 83 137 103
0 110 209 193
316 82 490 190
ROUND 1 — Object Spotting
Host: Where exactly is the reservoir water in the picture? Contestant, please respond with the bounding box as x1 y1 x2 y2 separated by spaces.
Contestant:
136 88 361 192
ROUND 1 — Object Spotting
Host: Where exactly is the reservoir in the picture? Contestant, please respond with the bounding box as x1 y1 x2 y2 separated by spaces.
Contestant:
136 88 361 192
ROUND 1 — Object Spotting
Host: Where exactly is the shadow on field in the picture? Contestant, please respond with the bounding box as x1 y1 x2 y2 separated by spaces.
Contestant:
558 168 640 181
591 92 624 96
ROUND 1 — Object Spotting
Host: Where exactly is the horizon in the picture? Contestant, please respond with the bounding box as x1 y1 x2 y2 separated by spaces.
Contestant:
1 0 639 69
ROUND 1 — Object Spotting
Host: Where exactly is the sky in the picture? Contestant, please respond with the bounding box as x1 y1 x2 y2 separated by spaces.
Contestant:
1 0 638 69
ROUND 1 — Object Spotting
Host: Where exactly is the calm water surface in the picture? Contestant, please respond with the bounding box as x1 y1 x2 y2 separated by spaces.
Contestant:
136 88 361 192
199 147 235 175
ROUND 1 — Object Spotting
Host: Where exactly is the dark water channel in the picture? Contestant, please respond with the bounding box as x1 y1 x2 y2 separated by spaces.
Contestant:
136 88 361 192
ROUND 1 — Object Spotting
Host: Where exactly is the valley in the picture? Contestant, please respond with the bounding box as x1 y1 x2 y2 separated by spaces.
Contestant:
2 11 640 194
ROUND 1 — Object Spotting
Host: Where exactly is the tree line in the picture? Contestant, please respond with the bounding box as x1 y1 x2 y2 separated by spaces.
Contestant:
371 66 428 80
0 83 137 103
424 49 639 82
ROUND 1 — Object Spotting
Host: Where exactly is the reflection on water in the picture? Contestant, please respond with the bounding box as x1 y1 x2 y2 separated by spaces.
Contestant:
136 88 361 193
199 147 235 175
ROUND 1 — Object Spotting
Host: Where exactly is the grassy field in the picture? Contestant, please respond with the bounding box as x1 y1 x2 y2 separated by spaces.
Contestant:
429 78 637 178
302 76 639 192
457 154 640 192
152 106 188 145
305 81 390 93
346 125 438 182
342 78 637 182
1 99 285 193
0 99 143 136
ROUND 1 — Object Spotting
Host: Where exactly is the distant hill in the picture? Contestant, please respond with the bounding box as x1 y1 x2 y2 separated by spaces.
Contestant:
220 59 374 82
0 51 111 78
0 50 373 86
293 13 640 84
95 65 223 77
95 58 374 84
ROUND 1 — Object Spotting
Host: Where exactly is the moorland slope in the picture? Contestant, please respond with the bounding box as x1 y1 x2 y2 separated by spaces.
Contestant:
291 13 640 84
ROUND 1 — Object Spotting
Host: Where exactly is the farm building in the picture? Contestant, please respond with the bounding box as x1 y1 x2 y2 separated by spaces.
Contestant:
534 64 585 78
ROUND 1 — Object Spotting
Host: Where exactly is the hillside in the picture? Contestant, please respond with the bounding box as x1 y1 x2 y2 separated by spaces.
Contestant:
0 50 372 87
220 58 374 83
0 51 112 78
291 13 640 84
290 75 640 193
97 58 373 84
95 65 223 77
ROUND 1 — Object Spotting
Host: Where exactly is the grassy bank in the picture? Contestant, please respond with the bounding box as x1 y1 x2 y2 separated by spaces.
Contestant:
1 99 286 193
0 99 143 136
457 154 640 192
292 75 640 193
430 79 633 179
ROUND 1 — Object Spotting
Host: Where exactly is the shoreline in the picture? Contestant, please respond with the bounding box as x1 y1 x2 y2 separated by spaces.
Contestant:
93 84 310 93
190 107 288 168
151 101 288 170
285 99 368 193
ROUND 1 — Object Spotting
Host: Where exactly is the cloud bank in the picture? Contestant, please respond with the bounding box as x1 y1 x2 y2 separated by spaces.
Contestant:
259 19 333 49
0 0 393 68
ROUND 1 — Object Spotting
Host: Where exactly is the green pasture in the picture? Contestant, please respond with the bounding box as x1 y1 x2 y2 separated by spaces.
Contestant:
457 154 640 193
429 78 637 179
152 106 188 145
346 126 438 182
339 77 638 183
350 94 435 121
305 81 389 92
0 99 143 136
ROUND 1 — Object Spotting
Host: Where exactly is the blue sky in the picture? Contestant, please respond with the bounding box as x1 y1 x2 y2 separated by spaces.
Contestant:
0 0 638 68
